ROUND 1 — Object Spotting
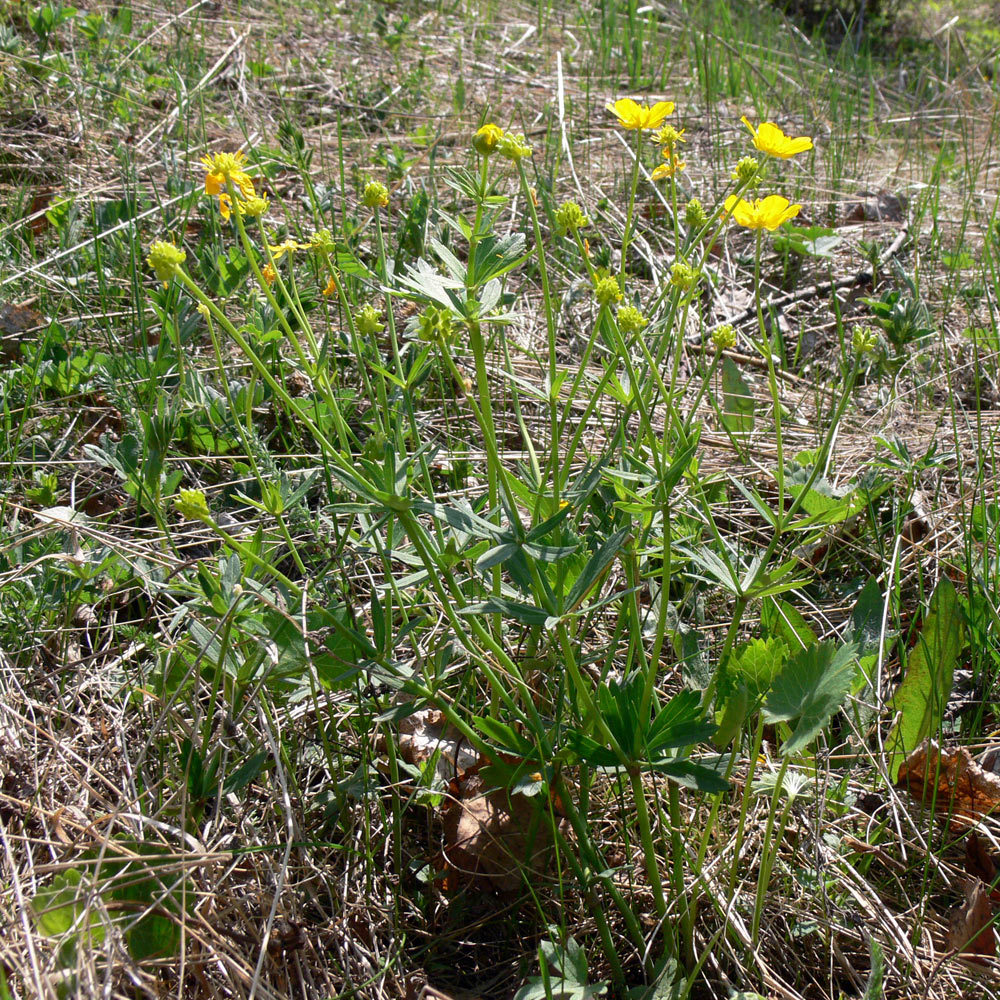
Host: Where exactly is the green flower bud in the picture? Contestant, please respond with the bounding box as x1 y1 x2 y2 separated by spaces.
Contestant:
555 201 591 235
731 156 760 186
498 131 532 162
147 240 187 285
852 325 877 355
617 305 649 334
362 180 389 209
174 488 211 522
594 275 623 308
684 198 708 231
670 261 700 292
356 304 384 337
417 304 454 344
711 324 737 352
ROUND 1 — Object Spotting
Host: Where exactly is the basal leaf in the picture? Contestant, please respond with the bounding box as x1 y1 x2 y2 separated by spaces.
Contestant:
764 641 857 756
885 577 965 780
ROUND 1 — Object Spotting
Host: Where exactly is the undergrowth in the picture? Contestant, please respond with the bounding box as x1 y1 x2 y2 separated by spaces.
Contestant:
1 1 1000 999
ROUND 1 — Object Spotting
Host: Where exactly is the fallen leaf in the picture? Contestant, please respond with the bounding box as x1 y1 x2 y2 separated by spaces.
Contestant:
440 766 556 894
947 878 996 960
897 740 1000 830
398 708 477 783
965 831 998 890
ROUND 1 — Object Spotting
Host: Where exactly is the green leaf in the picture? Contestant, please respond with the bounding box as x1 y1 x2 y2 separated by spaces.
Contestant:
646 689 716 753
564 528 628 612
475 717 536 756
459 597 551 626
851 577 886 657
730 636 789 698
885 577 965 781
763 641 857 756
761 598 817 653
646 758 730 792
720 357 754 436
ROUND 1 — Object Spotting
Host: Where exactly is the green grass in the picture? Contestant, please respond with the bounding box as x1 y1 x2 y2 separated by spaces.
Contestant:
2 0 1000 998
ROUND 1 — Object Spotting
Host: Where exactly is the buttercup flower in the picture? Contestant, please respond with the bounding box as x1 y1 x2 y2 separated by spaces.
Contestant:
356 304 384 336
723 194 800 231
685 198 708 230
218 192 233 221
269 238 309 262
741 117 813 159
473 123 504 157
147 240 186 286
607 98 675 131
201 150 256 198
261 263 277 287
555 201 591 235
617 305 648 333
498 131 532 162
731 156 760 186
174 488 211 522
651 153 685 180
362 180 389 209
594 275 623 308
711 324 737 351
321 274 336 297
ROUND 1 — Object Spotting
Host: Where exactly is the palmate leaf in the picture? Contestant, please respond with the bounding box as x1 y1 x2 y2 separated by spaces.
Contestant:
764 640 857 756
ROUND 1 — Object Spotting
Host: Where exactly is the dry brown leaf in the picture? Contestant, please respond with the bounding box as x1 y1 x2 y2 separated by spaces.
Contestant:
947 878 996 960
897 740 1000 830
397 708 477 783
965 831 998 890
440 768 554 894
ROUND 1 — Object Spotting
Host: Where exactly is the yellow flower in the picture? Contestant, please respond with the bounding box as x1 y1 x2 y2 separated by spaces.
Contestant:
651 154 685 180
740 117 813 158
607 98 675 131
200 150 256 198
322 275 337 297
218 192 232 221
261 263 276 287
268 238 308 262
473 123 504 156
723 194 801 231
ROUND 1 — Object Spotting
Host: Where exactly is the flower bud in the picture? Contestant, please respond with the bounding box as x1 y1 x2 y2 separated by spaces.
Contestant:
473 123 504 156
362 180 389 209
